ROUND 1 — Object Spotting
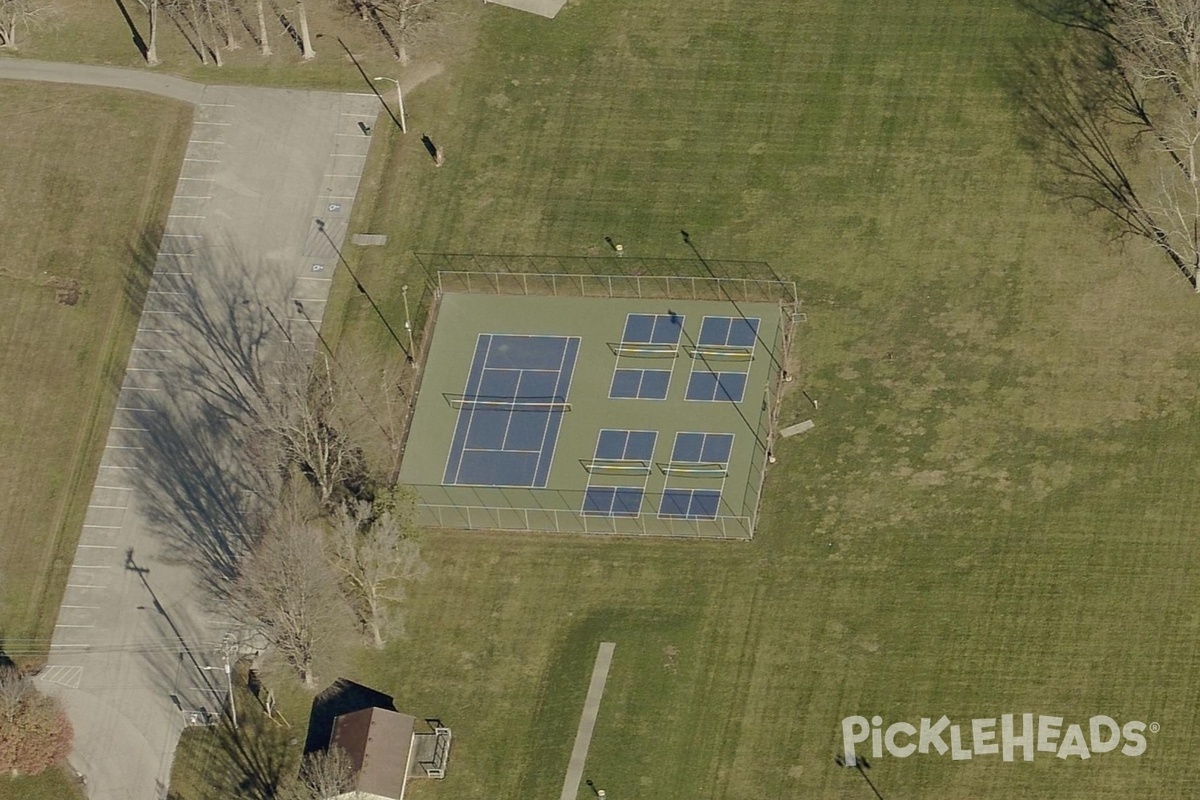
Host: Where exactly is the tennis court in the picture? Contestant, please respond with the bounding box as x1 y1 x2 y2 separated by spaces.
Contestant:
399 279 794 539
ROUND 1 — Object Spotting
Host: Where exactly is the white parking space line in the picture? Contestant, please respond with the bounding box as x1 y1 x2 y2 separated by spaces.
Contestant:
189 141 225 145
331 153 367 157
131 348 173 353
104 446 144 450
88 505 127 509
55 624 95 629
193 120 232 125
298 276 333 281
78 545 118 550
83 524 121 529
183 158 220 163
67 584 107 590
62 605 101 609
95 485 134 490
115 407 159 411
174 196 213 200
162 233 203 237
168 215 206 219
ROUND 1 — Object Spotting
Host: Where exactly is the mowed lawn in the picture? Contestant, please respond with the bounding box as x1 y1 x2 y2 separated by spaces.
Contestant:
311 1 1200 798
0 83 190 654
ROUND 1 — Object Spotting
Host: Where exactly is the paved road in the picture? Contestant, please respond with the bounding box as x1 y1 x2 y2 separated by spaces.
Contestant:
1 60 381 800
0 58 205 102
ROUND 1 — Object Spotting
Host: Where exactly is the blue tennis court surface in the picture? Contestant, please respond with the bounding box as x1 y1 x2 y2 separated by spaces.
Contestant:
686 316 760 403
582 429 658 517
443 334 580 487
610 313 683 400
658 432 734 520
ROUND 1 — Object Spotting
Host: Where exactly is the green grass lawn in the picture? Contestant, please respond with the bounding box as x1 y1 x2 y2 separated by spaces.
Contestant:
309 0 1200 798
0 84 190 651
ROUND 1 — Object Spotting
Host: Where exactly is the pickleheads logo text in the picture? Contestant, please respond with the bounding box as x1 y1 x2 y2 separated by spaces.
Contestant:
841 715 1156 763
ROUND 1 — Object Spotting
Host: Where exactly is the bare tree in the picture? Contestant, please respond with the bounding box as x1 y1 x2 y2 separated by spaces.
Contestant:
231 511 348 687
0 0 58 48
278 746 358 800
252 356 368 509
328 494 426 648
344 0 440 63
297 0 313 59
1019 0 1200 287
256 0 271 54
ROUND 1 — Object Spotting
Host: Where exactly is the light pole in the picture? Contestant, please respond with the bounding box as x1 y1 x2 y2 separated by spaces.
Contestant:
373 76 406 133
401 284 415 364
201 659 237 728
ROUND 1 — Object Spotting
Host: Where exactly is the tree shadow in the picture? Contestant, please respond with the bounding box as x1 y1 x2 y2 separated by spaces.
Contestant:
1004 0 1199 287
112 0 149 60
269 0 304 53
119 230 311 598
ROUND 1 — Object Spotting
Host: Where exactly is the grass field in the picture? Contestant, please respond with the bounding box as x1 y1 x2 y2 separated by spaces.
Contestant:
309 0 1200 798
0 81 187 800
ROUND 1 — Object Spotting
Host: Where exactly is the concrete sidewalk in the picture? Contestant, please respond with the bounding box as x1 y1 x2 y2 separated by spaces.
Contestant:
0 57 205 103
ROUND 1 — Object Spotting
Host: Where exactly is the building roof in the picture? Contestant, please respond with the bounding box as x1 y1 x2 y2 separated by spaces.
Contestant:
331 707 417 800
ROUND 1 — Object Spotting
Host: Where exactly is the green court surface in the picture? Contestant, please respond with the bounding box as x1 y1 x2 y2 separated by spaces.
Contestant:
399 287 791 538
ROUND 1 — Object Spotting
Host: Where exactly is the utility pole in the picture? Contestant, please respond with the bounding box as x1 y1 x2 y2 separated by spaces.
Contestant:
401 284 415 364
220 638 238 728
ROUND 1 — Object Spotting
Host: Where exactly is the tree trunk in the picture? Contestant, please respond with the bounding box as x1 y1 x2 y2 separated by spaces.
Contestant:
255 0 270 55
297 0 314 60
206 0 223 65
221 0 239 49
190 0 208 64
146 0 160 65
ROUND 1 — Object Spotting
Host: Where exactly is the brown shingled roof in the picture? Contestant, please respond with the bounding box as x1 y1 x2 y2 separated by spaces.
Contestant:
331 707 417 800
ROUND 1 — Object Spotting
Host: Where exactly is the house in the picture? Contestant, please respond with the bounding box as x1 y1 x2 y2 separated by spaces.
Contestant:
324 703 452 800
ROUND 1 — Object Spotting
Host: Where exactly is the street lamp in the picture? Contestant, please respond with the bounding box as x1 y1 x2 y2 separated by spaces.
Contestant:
200 660 237 729
373 76 407 133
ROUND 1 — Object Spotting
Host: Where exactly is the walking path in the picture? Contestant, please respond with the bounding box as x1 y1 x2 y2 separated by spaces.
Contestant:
560 642 617 800
2 58 381 800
